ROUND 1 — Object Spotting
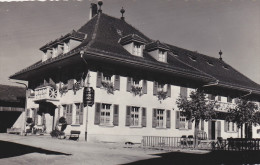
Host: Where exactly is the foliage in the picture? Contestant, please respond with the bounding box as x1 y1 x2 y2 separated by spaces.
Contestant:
26 117 33 124
73 81 83 94
58 117 66 124
50 129 64 138
131 85 142 96
157 90 168 100
226 99 258 128
101 81 114 94
176 89 216 148
59 84 68 96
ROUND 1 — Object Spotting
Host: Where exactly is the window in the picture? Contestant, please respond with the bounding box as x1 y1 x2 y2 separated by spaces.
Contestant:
133 43 142 56
102 73 112 83
158 50 166 62
156 109 164 128
100 104 112 125
158 83 166 92
75 104 80 124
132 78 140 86
62 105 66 117
179 114 188 129
227 122 236 132
131 107 140 126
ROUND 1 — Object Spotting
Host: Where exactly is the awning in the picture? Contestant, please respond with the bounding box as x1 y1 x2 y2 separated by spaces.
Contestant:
0 106 24 112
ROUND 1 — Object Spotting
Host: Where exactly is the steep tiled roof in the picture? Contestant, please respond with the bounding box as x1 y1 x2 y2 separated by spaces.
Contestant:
10 12 260 94
0 85 25 102
145 40 170 52
119 34 147 45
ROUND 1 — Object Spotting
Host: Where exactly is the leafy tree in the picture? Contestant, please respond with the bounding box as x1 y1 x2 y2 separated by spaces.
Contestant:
176 89 216 148
226 99 258 138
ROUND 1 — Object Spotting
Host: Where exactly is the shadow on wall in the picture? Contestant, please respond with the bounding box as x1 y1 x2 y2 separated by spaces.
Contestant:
124 150 260 165
0 112 21 133
0 140 71 159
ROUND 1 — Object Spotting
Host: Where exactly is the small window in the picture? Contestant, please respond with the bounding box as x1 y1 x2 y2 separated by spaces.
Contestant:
100 103 112 125
102 73 112 83
179 114 188 129
188 55 197 61
207 60 214 66
132 78 140 86
133 43 142 56
156 109 164 128
158 50 166 62
130 106 140 126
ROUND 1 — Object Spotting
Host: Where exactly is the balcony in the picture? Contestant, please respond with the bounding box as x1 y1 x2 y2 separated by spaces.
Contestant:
34 86 58 102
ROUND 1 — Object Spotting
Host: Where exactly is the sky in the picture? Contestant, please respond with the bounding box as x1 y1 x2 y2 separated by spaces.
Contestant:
0 0 260 87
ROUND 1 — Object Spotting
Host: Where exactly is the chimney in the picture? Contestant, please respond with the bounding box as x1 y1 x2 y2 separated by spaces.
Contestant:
89 3 98 20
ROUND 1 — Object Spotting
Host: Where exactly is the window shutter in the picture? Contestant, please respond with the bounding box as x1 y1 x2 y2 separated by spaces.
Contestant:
94 103 101 125
41 113 45 126
114 75 120 90
113 104 119 126
142 107 147 127
180 87 187 99
224 121 228 132
142 80 147 94
152 109 157 128
96 72 102 88
208 121 212 140
217 121 221 138
125 106 131 126
201 120 204 131
63 106 66 117
79 103 84 125
57 106 60 119
188 120 192 129
166 110 171 128
126 77 132 92
67 79 74 90
167 84 171 97
67 104 72 125
34 108 38 125
175 111 180 129
153 82 158 95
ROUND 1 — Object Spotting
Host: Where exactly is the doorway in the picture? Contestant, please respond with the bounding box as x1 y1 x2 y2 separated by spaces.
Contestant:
211 121 216 140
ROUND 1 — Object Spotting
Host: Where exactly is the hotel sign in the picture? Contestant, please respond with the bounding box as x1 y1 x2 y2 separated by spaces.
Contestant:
83 87 95 107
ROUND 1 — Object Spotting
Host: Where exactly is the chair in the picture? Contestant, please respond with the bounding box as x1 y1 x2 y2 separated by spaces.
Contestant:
187 135 194 146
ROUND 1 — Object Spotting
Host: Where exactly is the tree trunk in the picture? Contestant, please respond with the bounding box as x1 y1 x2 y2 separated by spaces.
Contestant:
194 120 200 148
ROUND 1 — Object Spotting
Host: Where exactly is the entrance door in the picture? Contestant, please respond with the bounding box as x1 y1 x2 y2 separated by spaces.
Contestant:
211 121 216 140
245 123 252 139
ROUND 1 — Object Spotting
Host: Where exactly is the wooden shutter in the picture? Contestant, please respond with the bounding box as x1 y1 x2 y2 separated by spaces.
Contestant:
126 77 132 92
153 82 158 95
34 108 38 125
142 80 147 94
41 113 45 125
166 110 171 128
201 120 204 131
57 106 60 119
142 107 146 127
96 72 102 88
224 121 228 132
94 103 101 125
114 75 120 90
125 106 131 126
67 104 72 124
208 121 212 140
79 103 84 125
175 111 180 129
167 84 171 97
113 104 119 126
217 121 221 138
188 120 192 129
152 109 157 128
63 106 66 117
67 79 74 90
180 87 187 99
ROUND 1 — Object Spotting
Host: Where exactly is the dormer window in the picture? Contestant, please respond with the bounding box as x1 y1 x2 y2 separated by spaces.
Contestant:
133 43 142 56
145 40 169 63
64 41 70 53
120 34 146 57
158 50 166 62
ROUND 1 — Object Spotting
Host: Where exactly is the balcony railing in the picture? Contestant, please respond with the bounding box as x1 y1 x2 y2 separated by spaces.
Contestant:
34 86 58 101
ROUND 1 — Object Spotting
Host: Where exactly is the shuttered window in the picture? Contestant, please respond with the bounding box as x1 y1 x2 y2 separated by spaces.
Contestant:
125 106 131 126
125 106 147 127
66 104 73 125
94 103 101 125
34 108 38 125
79 103 84 125
175 111 180 129
75 103 80 124
166 110 171 128
180 87 187 99
114 75 120 90
142 80 147 94
113 104 119 126
96 72 102 88
100 104 112 125
142 108 146 127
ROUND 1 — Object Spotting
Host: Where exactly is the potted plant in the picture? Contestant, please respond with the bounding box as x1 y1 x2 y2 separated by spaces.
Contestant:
157 90 168 100
101 81 114 94
131 85 143 96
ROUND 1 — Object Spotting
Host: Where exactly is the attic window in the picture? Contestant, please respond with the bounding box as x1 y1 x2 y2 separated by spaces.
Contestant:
133 43 142 56
223 65 229 70
158 50 166 62
206 60 214 66
188 55 197 61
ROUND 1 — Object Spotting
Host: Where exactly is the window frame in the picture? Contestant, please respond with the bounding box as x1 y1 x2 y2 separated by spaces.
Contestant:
130 106 141 127
100 103 112 126
156 109 165 128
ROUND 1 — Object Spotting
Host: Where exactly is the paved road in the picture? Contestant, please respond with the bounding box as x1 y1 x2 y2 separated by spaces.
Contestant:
0 133 163 165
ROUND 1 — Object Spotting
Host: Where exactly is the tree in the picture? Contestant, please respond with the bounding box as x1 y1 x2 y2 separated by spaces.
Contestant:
176 89 216 148
226 99 258 138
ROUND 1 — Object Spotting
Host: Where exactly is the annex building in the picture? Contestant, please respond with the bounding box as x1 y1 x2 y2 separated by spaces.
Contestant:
10 2 260 142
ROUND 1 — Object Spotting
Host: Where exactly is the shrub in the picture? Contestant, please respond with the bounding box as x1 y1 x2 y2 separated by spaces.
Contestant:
50 129 64 138
26 117 33 124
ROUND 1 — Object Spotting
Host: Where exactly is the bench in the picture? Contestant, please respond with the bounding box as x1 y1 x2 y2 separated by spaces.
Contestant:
7 128 21 135
66 130 81 141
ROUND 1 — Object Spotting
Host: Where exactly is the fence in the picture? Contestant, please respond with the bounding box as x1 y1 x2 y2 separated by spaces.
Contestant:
142 136 260 151
213 138 260 151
